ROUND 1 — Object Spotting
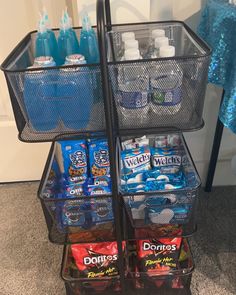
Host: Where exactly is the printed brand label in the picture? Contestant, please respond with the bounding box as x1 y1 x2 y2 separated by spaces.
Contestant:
143 242 177 251
120 91 148 109
70 150 87 168
124 153 151 169
94 150 110 167
152 86 182 106
84 253 118 266
152 155 182 167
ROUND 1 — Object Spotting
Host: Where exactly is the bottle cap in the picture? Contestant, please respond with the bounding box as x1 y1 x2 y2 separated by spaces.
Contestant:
66 54 86 64
124 39 139 50
124 49 140 60
155 37 169 49
159 46 175 57
34 56 54 66
151 29 165 39
121 32 135 42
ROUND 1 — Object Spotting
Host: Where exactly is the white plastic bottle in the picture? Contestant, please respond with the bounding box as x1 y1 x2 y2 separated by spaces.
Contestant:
120 32 135 58
150 46 183 115
146 29 166 58
117 49 149 126
152 36 169 58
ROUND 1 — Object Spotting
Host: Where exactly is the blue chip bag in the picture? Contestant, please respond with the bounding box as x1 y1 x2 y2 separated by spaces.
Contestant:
89 139 110 177
60 140 88 180
121 146 151 175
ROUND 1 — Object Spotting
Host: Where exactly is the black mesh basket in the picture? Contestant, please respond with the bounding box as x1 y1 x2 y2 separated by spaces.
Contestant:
1 21 211 142
107 21 211 134
62 239 193 295
118 132 201 239
1 29 106 142
38 141 117 244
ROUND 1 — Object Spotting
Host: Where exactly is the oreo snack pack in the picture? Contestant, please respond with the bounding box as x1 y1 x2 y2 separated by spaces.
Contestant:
89 139 110 178
61 200 91 229
59 140 88 184
85 177 112 196
71 241 126 279
137 238 182 276
90 198 114 225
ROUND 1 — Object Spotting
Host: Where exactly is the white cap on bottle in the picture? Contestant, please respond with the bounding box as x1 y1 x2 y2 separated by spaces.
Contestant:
151 29 165 39
121 32 135 42
124 49 140 60
155 37 169 49
159 46 175 57
124 39 139 50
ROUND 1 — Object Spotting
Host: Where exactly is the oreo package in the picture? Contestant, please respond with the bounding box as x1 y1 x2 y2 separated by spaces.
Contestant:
60 140 88 181
89 139 110 177
71 241 126 279
137 238 182 276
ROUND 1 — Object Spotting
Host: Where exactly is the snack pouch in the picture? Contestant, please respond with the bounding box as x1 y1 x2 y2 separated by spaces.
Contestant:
60 140 88 181
71 241 126 278
90 198 114 224
121 146 151 175
63 183 84 198
61 200 91 228
151 147 182 172
89 139 110 177
137 238 182 275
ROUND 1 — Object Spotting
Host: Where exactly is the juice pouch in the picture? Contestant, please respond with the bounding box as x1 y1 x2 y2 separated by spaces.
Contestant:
137 238 182 276
151 147 182 172
59 140 88 180
89 139 110 177
71 241 126 278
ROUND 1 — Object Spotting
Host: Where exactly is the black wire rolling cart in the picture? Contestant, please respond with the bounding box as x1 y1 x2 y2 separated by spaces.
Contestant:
0 0 211 294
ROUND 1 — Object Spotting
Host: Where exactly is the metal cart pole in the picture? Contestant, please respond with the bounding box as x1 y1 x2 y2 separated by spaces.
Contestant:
205 89 225 192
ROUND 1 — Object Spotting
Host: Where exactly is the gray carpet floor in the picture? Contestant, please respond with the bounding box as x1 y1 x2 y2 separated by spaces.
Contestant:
0 182 235 295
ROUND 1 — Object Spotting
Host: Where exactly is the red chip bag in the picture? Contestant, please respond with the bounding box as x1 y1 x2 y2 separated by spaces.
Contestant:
137 238 182 276
71 241 126 279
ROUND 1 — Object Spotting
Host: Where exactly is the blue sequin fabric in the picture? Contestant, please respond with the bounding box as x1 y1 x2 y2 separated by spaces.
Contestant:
198 0 236 133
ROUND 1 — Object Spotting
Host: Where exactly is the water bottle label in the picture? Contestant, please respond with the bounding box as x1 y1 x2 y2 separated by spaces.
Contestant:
151 87 182 106
119 91 148 109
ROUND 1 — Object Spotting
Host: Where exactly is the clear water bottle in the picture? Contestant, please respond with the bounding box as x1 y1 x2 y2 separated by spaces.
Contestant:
24 56 58 131
57 54 94 130
145 29 165 58
150 46 183 115
151 36 169 58
117 49 149 126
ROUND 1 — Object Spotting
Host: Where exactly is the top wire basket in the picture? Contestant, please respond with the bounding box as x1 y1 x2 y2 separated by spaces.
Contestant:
107 21 211 134
0 21 211 142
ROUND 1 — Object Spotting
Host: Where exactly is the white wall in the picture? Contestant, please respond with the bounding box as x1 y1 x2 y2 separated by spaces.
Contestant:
0 0 66 182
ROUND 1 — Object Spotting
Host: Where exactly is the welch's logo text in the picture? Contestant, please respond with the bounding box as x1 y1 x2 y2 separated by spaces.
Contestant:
152 155 182 167
124 153 150 169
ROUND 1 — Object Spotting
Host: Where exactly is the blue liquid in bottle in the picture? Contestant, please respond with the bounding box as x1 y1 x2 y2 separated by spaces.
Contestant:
79 13 99 64
57 12 80 65
57 54 94 130
43 10 60 65
24 56 59 131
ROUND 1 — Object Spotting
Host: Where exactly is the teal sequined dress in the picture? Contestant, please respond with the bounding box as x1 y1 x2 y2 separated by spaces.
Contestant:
198 0 236 133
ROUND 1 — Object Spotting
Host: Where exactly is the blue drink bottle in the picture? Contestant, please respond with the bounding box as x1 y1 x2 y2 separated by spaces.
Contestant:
24 56 59 131
79 12 99 64
57 12 80 65
57 54 94 130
